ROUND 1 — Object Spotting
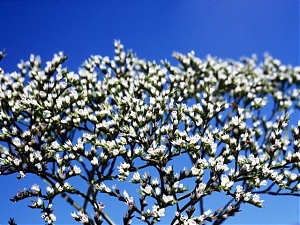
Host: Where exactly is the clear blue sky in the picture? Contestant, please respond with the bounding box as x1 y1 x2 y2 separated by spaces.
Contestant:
0 1 299 225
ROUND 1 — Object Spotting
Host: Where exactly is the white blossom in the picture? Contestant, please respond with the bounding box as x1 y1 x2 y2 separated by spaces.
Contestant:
162 194 174 203
141 184 152 195
31 184 40 194
91 156 98 166
73 165 81 174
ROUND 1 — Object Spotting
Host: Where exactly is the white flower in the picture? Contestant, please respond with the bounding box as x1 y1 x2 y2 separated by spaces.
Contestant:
55 183 63 192
12 138 21 147
164 166 173 174
249 154 259 166
37 198 43 207
195 183 205 197
91 156 98 165
49 214 56 222
289 173 297 181
132 171 140 181
19 171 25 178
260 180 267 186
191 166 200 175
208 157 216 166
152 205 165 218
216 162 229 172
155 187 161 195
141 184 152 195
162 194 174 203
118 162 130 173
73 165 81 174
41 212 56 224
158 208 165 217
13 158 21 166
64 182 71 188
152 177 159 185
80 213 89 223
235 185 243 193
221 175 233 189
46 187 54 195
173 181 179 189
31 184 40 194
112 149 119 156
252 193 264 204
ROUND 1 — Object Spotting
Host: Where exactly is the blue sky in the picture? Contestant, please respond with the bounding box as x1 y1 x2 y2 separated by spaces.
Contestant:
0 1 299 225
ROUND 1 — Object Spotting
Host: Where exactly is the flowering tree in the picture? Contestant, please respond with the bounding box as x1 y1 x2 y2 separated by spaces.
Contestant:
0 41 300 225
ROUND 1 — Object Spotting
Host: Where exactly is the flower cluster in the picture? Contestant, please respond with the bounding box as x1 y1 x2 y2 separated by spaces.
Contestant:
1 41 300 224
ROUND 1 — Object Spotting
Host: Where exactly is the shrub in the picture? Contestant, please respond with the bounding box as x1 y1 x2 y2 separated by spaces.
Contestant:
0 41 300 224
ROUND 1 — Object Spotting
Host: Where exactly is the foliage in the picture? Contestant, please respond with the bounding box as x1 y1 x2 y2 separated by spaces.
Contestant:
0 41 300 225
